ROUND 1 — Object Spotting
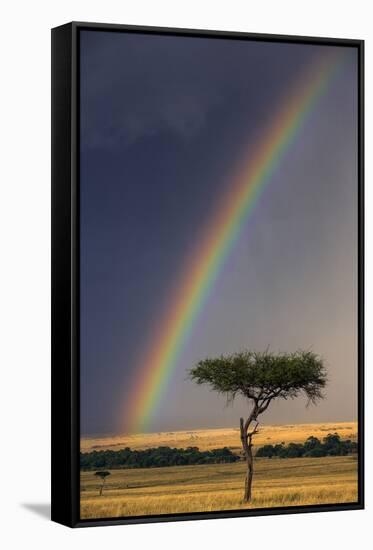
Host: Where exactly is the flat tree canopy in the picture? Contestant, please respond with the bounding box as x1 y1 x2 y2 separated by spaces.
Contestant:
94 471 111 479
189 350 327 406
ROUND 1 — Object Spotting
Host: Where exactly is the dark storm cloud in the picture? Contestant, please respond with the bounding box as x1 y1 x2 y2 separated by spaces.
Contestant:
79 29 358 435
80 31 320 150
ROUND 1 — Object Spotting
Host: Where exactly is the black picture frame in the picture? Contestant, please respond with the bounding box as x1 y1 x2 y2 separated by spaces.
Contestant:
51 21 364 528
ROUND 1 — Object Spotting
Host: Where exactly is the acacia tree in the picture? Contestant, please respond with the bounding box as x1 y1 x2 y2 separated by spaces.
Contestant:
94 471 111 496
189 350 327 503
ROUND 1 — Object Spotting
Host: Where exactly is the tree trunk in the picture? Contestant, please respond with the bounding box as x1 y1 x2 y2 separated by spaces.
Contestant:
240 416 255 503
244 445 254 502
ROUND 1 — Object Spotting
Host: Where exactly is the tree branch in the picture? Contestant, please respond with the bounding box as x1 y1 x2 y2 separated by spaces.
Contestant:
257 399 271 414
247 421 259 439
244 403 259 434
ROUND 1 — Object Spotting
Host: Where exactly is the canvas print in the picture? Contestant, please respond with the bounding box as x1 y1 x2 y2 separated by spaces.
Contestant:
79 29 359 520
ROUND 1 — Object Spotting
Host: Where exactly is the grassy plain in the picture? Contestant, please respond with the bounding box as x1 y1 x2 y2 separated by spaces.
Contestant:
80 456 357 519
81 422 357 453
80 422 358 519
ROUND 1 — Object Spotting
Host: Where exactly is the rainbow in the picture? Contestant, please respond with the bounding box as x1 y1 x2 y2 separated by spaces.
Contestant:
125 51 342 433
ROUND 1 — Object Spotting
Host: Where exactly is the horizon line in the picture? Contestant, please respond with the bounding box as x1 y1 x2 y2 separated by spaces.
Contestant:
81 418 358 440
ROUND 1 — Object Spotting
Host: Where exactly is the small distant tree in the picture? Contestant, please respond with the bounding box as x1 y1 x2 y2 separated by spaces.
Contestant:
303 436 321 453
256 444 276 458
189 350 327 502
94 471 111 496
323 433 342 456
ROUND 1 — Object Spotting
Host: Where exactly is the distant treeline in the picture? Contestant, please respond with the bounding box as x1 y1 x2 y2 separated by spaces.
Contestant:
256 433 357 459
80 433 357 470
80 446 240 470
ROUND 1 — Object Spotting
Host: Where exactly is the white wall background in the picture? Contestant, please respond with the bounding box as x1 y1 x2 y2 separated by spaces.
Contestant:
0 0 370 548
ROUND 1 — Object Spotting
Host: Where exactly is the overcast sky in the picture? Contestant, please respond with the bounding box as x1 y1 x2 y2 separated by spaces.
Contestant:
79 30 358 436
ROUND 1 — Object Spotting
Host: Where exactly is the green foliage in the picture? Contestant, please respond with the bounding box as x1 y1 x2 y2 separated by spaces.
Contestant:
303 435 321 453
255 433 358 459
189 349 327 404
81 446 239 471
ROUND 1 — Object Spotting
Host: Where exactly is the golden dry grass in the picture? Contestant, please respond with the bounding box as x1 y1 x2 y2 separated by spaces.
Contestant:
81 422 357 454
80 455 358 519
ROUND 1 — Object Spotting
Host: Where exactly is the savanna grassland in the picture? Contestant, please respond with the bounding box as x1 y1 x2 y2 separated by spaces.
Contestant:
81 422 356 453
80 422 358 519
